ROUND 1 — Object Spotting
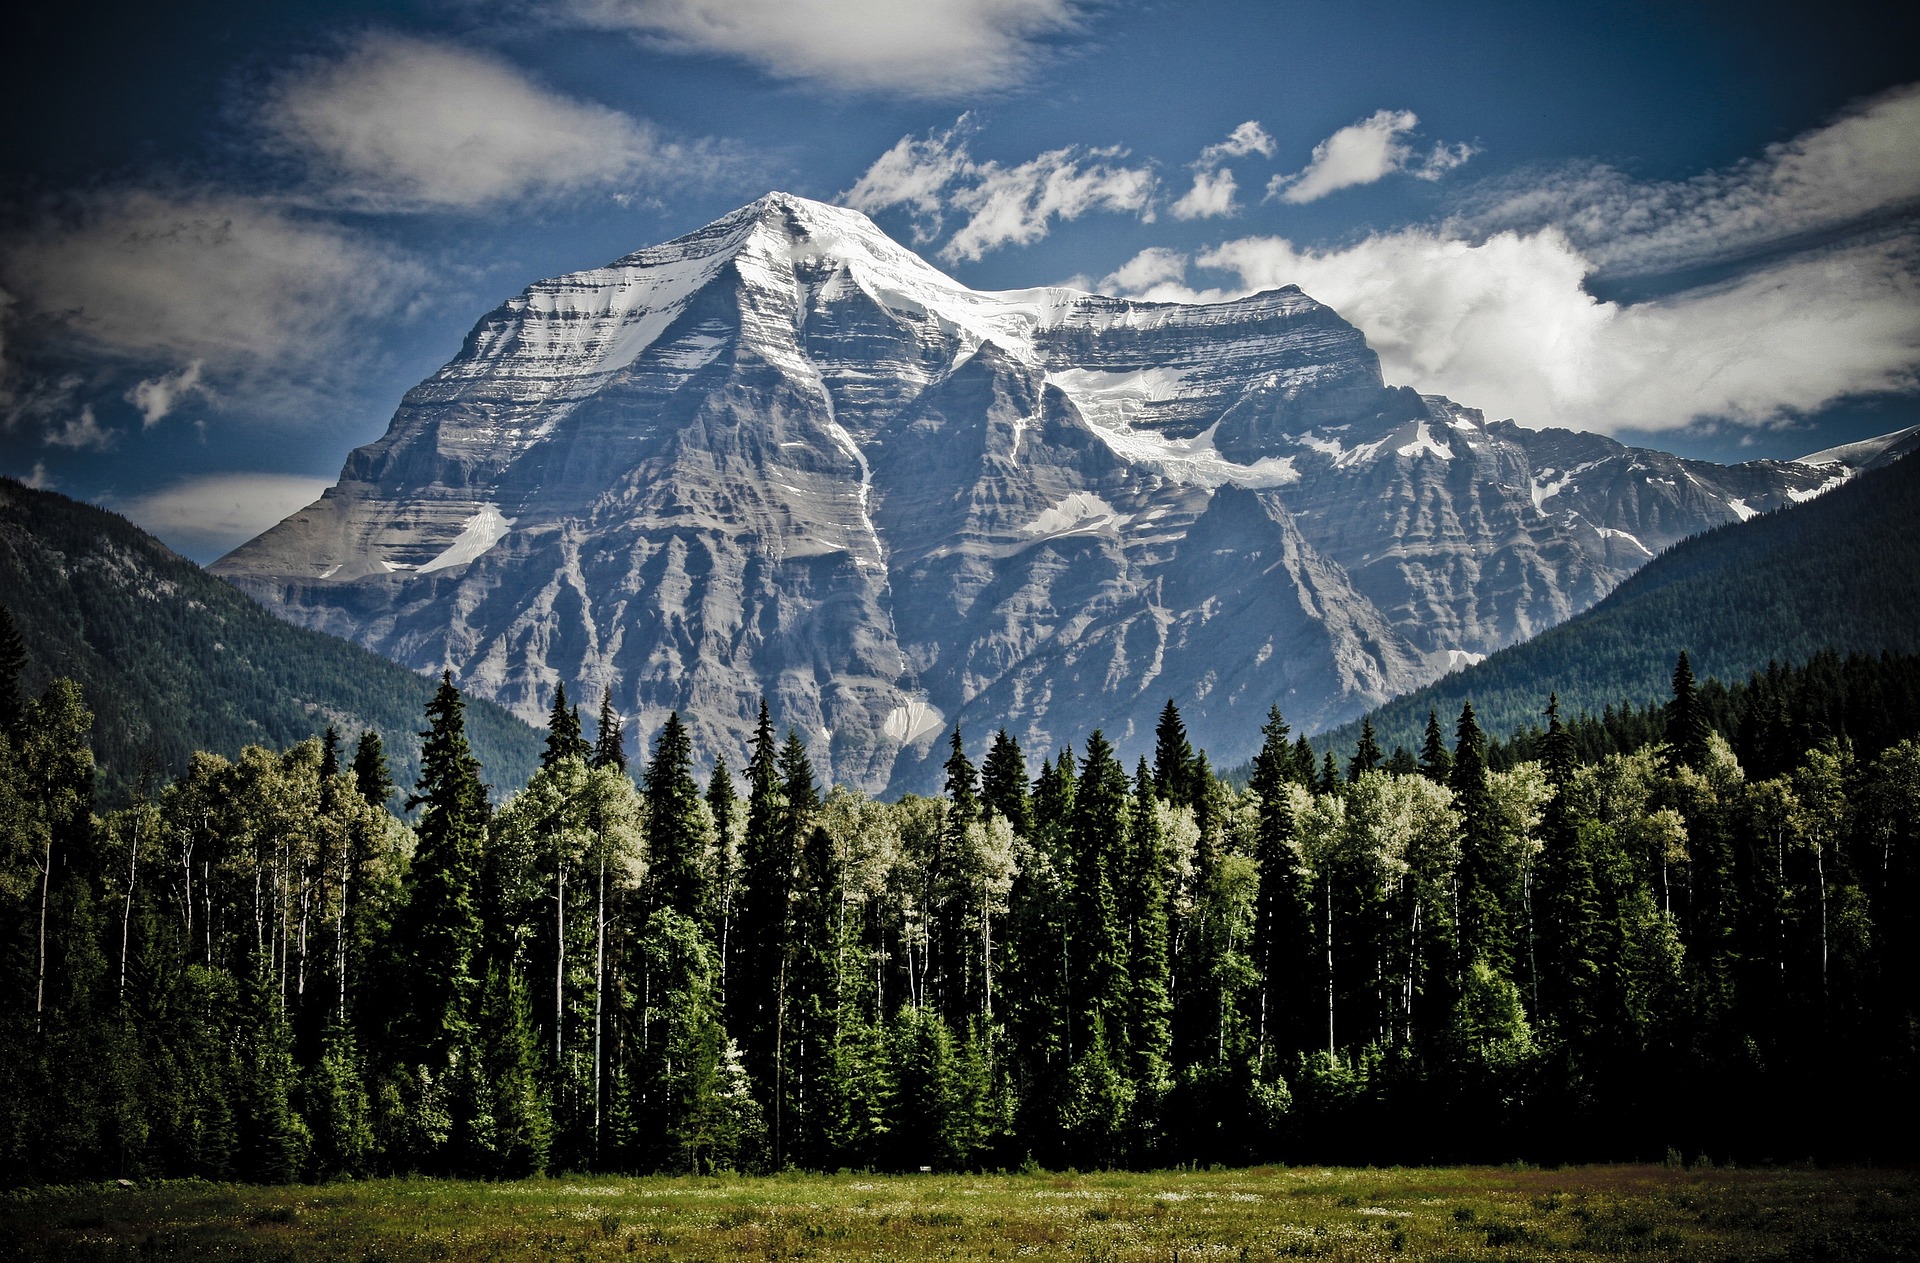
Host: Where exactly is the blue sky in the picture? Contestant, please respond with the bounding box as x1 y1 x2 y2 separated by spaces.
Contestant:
2 0 1916 561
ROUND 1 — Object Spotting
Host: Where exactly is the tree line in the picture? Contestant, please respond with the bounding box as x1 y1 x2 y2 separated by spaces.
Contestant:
2 603 1916 1181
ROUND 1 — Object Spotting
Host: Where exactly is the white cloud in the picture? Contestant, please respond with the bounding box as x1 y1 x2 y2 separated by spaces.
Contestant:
0 189 425 376
1171 167 1239 220
1103 228 1919 433
565 0 1085 96
840 116 979 243
19 462 51 490
126 360 205 427
1466 81 1920 277
261 32 698 212
842 119 1156 262
116 472 332 561
1267 109 1474 204
1170 122 1275 221
45 405 114 451
1199 120 1276 165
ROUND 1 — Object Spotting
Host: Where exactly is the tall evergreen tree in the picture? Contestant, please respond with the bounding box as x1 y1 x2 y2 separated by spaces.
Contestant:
1420 709 1452 783
1317 751 1341 797
393 674 490 1068
591 688 627 773
1249 706 1314 1069
1450 701 1511 972
1122 759 1173 1142
1153 701 1196 806
981 729 1032 837
543 684 589 769
0 604 27 740
351 730 394 811
1664 650 1712 773
643 712 706 919
1534 694 1596 1039
1070 732 1132 1063
1348 718 1383 782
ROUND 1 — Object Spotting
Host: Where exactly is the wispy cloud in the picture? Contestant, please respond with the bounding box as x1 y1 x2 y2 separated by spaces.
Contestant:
842 118 1157 262
261 32 718 213
1267 109 1474 204
1 189 425 376
115 471 333 562
1462 81 1920 277
564 0 1087 96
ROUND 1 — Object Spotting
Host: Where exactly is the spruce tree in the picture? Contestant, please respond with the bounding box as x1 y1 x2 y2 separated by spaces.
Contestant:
1318 751 1341 797
1420 709 1453 783
733 703 790 1147
1348 717 1382 782
1153 700 1196 806
351 730 394 811
981 728 1032 837
1450 701 1511 972
1534 694 1596 1038
394 673 490 1068
1291 735 1318 786
706 756 738 986
1070 732 1132 1064
591 688 627 773
1249 706 1314 1069
644 712 706 919
0 604 27 740
1123 759 1172 1149
543 684 588 769
1664 650 1712 773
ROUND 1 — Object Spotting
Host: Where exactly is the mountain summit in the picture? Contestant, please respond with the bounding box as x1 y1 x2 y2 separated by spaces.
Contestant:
215 193 1838 789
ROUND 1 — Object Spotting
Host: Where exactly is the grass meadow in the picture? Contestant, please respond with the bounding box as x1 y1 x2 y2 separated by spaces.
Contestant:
4 1164 1917 1261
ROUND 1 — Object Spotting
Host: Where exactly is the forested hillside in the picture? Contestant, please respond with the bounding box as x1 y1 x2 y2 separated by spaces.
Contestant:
1315 448 1920 759
0 480 541 802
3 641 1914 1184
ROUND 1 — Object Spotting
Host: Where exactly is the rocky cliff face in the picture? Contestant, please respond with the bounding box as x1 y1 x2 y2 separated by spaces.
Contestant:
214 193 1839 790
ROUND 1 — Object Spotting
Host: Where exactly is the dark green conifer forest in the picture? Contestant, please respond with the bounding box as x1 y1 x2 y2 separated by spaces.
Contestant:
3 595 1917 1182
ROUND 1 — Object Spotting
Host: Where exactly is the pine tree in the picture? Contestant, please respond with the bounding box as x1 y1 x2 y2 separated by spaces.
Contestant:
543 684 588 769
1348 718 1382 782
351 730 394 811
1534 694 1596 1039
1070 732 1132 1064
591 688 627 773
1664 650 1712 773
981 729 1031 837
394 674 490 1068
1122 759 1172 1152
1291 735 1318 786
644 712 706 920
706 756 739 991
733 703 794 1152
1153 700 1196 806
0 603 28 740
1420 709 1453 783
1249 706 1314 1070
1450 701 1511 973
1318 751 1341 797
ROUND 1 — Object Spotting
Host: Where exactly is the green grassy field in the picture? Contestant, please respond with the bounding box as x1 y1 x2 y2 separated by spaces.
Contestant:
5 1165 1915 1261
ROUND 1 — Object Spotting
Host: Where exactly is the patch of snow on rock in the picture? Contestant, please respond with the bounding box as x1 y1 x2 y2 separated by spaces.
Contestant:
418 505 514 574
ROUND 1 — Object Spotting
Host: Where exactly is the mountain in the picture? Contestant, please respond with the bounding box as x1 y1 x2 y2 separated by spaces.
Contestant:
0 479 542 804
1312 435 1920 758
214 192 1839 791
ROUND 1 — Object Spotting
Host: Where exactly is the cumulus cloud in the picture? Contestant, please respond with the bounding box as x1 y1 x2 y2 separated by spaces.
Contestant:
116 472 333 562
842 119 1156 262
1101 229 1919 433
1170 121 1275 221
1267 109 1475 204
565 0 1085 96
126 360 205 427
261 32 702 212
0 189 425 376
1171 167 1240 220
1464 81 1920 277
